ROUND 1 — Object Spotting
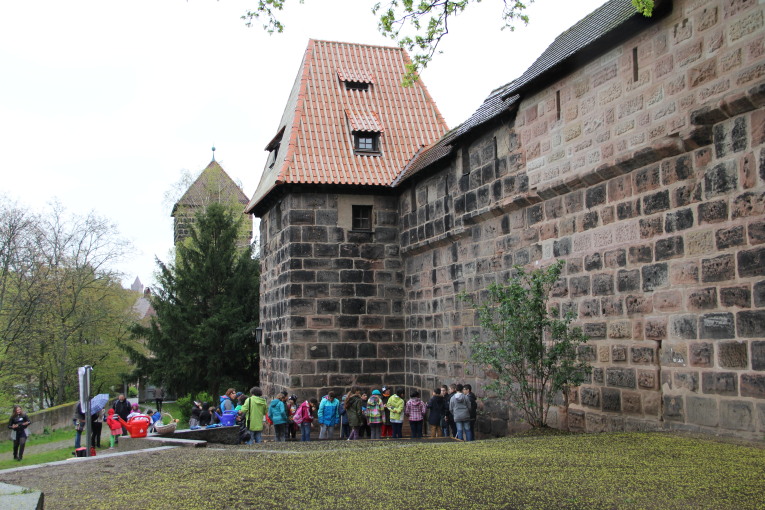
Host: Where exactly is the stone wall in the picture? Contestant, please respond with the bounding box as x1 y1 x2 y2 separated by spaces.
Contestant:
258 192 406 398
399 0 765 438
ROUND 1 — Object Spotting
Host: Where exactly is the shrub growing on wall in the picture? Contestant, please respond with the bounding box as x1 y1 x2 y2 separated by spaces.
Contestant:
461 260 590 428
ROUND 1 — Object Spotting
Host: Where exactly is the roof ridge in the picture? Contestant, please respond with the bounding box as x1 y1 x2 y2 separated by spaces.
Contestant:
309 38 403 52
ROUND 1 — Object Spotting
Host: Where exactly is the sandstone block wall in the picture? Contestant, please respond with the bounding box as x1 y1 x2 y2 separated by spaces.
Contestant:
258 193 406 398
400 0 765 438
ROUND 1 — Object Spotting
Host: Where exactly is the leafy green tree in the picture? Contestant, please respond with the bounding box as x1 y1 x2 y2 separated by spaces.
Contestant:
128 203 260 398
0 198 137 411
460 260 590 428
243 0 655 84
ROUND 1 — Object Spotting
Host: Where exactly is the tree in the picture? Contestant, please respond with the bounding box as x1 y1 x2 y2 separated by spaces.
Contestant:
0 197 137 411
243 0 655 84
128 202 260 398
460 261 590 428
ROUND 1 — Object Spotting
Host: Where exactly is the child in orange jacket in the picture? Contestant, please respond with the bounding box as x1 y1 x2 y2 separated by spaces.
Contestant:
106 409 122 448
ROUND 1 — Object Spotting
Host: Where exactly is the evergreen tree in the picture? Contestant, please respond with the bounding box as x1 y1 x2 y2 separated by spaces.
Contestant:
128 203 260 397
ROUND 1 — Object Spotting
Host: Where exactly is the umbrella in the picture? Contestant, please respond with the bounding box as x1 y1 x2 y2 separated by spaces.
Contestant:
90 393 110 415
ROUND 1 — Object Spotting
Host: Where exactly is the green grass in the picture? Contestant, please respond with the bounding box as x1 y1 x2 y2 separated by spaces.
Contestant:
0 446 73 470
0 428 73 453
5 432 765 509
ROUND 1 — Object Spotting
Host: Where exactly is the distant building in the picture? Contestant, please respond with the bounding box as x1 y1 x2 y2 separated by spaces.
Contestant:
172 158 252 247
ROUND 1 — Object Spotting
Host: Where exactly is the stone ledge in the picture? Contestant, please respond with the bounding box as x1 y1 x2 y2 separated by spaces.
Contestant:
0 481 43 510
690 81 765 126
401 227 468 255
536 136 685 200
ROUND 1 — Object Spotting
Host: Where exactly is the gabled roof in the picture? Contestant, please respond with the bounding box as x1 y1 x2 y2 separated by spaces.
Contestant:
173 160 250 216
396 0 667 185
246 40 449 214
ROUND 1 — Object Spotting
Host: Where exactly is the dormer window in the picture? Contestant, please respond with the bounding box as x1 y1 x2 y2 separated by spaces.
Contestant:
345 81 369 91
265 126 285 168
337 68 374 92
346 109 383 155
354 132 379 153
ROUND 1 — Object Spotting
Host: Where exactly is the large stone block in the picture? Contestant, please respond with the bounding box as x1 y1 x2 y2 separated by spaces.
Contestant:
738 246 765 277
606 367 636 388
686 396 718 427
738 310 765 337
719 400 754 431
663 395 684 422
702 372 738 396
718 341 748 368
642 263 669 291
698 312 735 339
602 387 621 412
741 373 765 399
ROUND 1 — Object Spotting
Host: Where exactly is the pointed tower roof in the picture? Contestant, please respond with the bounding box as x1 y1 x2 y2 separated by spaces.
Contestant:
130 277 143 293
172 160 250 217
246 40 449 215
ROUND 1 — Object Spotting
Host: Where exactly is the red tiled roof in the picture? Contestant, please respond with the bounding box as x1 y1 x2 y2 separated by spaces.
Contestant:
247 40 449 213
346 109 384 132
337 68 375 84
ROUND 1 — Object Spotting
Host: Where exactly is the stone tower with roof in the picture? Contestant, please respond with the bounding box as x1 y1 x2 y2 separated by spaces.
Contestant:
251 0 765 439
246 40 449 396
172 158 252 248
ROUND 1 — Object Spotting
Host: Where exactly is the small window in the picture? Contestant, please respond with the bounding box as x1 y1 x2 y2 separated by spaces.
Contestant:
345 81 369 91
352 205 373 231
354 132 379 153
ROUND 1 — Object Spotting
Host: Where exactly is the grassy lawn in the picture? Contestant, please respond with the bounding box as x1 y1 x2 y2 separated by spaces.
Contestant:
0 432 763 509
0 447 72 470
0 428 73 453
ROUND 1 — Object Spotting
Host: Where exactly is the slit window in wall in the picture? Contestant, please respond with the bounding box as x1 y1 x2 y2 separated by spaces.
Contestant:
352 205 373 231
556 90 561 121
633 47 639 82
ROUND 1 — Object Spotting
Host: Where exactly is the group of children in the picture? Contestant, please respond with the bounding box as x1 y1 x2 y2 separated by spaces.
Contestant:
235 383 480 443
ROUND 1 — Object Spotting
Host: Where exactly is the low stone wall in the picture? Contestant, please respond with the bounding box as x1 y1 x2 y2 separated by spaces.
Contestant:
171 426 239 445
25 402 77 436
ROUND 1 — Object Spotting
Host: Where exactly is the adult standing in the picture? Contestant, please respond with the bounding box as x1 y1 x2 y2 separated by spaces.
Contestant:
318 391 341 439
464 384 480 442
154 387 164 413
73 402 86 449
268 391 289 442
440 384 451 437
91 409 103 448
344 387 364 440
445 384 458 438
240 386 268 444
8 405 31 461
449 384 472 441
112 394 131 436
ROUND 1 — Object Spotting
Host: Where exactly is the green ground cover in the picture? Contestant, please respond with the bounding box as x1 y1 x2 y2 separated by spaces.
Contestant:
0 447 72 470
0 432 763 509
0 428 73 453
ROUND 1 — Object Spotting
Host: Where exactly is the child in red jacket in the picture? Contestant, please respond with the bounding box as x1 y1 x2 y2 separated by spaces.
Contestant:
106 409 122 448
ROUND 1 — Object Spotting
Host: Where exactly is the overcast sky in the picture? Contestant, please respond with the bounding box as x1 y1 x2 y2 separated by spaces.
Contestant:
1 0 606 288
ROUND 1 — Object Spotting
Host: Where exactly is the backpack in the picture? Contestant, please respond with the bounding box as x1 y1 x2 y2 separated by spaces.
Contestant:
293 403 306 425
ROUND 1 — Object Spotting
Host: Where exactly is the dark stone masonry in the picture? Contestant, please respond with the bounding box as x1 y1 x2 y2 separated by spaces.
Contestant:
255 0 765 439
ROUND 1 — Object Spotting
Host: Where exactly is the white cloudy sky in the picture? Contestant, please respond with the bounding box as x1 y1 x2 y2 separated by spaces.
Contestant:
0 0 606 288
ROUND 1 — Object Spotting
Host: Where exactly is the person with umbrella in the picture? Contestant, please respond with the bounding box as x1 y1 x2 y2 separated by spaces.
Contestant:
89 393 109 448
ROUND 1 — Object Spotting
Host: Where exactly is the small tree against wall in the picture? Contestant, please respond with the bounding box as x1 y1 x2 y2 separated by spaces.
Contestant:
461 261 590 428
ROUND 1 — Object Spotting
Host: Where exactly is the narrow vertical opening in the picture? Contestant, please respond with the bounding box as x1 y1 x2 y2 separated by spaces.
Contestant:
632 47 639 82
555 90 561 121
